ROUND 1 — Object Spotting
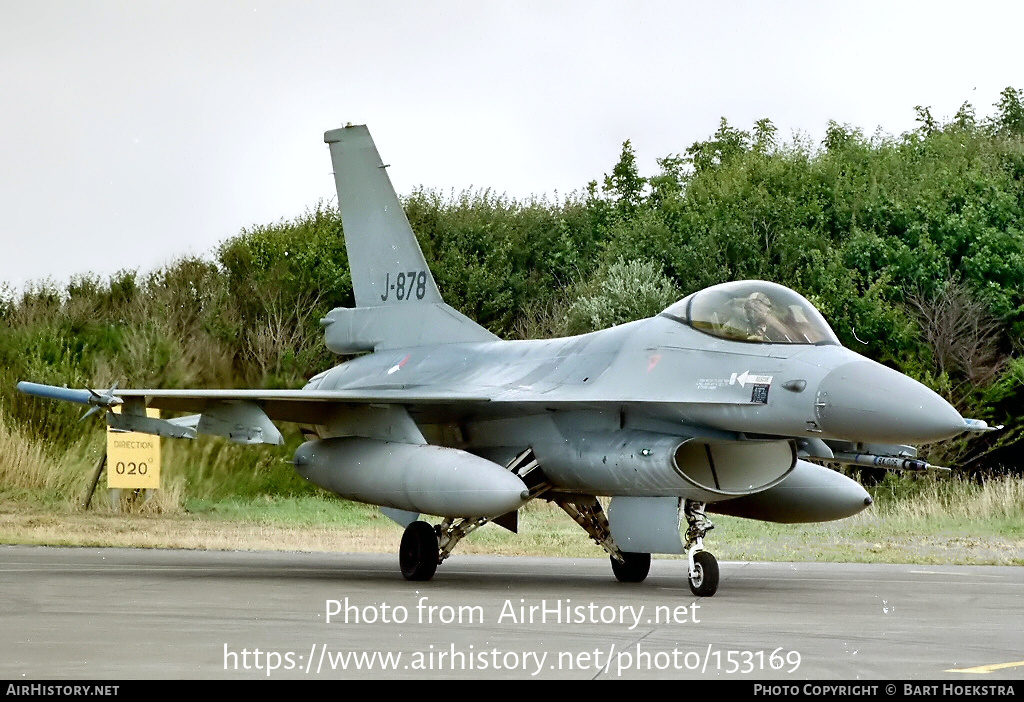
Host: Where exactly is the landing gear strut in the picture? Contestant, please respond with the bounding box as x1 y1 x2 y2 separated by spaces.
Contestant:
551 496 652 584
396 449 546 582
398 515 504 581
684 499 719 596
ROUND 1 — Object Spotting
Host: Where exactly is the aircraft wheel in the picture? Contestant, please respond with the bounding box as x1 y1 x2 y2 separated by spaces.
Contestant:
399 521 439 581
688 551 719 597
611 552 651 583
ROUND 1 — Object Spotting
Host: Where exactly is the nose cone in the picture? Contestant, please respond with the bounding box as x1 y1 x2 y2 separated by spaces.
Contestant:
816 361 966 444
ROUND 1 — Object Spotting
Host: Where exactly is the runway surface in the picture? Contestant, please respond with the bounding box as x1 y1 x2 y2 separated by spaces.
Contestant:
2 545 1022 680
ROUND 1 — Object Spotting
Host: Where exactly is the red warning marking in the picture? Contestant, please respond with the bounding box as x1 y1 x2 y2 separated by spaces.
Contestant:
387 354 412 375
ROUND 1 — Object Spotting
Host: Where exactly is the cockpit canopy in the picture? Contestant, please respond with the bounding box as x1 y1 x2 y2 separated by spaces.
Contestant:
661 281 840 345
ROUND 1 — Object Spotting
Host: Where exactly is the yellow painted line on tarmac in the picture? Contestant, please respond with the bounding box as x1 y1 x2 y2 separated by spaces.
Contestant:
946 660 1024 674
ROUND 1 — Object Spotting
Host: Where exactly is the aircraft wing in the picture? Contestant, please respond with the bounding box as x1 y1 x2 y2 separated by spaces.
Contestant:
15 381 493 441
114 388 491 424
16 380 775 434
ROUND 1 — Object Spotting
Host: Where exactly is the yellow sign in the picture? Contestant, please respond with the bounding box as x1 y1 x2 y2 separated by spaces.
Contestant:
107 408 161 489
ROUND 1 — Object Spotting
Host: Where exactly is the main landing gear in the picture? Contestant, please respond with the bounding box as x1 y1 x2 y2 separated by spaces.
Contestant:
398 514 500 582
610 551 651 583
397 448 545 582
396 495 721 598
398 521 438 581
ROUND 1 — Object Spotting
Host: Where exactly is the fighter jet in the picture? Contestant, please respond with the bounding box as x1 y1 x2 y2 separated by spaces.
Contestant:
18 125 997 596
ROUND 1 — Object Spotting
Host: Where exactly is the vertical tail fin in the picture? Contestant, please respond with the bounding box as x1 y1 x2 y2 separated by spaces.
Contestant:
322 125 498 349
324 125 443 308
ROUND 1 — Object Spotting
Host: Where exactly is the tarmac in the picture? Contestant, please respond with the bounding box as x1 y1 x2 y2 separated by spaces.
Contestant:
1 545 1022 680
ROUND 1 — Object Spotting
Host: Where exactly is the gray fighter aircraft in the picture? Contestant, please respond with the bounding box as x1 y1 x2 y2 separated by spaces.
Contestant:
18 125 997 596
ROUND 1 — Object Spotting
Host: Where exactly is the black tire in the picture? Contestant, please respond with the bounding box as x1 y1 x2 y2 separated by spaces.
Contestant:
399 521 439 581
611 552 651 583
688 550 719 597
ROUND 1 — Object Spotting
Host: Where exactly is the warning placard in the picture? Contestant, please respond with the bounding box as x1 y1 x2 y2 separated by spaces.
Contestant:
107 408 161 489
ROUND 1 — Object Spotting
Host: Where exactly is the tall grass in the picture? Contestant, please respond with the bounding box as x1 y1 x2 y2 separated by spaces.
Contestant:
0 410 183 513
160 432 316 500
868 473 1024 532
0 408 93 502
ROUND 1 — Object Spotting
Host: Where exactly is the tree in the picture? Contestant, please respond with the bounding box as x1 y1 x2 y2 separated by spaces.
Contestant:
566 258 679 335
992 86 1024 136
602 140 647 217
907 280 1007 389
685 117 751 173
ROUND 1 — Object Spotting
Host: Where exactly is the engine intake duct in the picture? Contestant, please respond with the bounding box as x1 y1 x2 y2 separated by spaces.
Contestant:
533 431 796 498
674 439 796 495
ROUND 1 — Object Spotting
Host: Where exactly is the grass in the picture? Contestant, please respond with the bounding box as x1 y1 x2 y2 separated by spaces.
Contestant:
1 485 1021 566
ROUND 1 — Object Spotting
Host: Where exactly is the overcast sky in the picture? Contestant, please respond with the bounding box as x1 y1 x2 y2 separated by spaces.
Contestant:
2 1 1022 293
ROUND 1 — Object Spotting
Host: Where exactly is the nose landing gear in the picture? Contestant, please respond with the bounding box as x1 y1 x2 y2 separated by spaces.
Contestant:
684 500 719 596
